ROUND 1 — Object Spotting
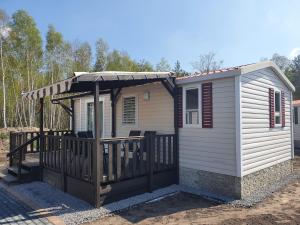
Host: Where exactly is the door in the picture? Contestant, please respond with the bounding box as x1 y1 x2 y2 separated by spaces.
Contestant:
87 101 104 137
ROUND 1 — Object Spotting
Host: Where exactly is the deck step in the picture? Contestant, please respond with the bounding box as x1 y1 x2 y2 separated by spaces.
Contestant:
7 166 30 176
0 171 18 184
22 161 40 170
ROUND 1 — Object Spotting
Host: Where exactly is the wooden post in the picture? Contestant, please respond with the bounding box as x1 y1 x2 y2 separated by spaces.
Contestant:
93 82 102 207
39 97 44 181
9 132 13 166
61 136 66 192
148 133 154 192
71 99 75 134
111 90 116 138
173 85 179 184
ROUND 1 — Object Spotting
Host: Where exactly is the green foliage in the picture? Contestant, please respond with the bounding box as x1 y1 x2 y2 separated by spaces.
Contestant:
0 132 8 140
94 38 108 71
136 59 153 72
107 50 138 71
156 57 170 71
72 41 92 72
0 8 189 129
173 60 189 77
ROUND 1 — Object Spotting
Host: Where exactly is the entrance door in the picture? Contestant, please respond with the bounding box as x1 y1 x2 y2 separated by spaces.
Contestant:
87 101 104 137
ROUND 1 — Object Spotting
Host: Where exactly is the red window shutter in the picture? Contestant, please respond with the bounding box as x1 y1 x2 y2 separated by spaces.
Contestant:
269 88 275 128
281 91 285 127
177 87 183 128
202 82 213 128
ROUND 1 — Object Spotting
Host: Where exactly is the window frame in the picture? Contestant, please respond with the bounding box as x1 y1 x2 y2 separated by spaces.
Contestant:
294 106 299 125
183 85 202 128
274 89 281 127
85 97 105 136
122 95 138 126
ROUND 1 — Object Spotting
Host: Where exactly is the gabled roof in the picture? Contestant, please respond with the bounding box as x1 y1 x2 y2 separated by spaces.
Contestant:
176 61 295 92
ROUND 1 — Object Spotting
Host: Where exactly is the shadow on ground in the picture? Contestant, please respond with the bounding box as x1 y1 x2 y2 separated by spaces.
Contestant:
0 186 53 225
107 192 220 224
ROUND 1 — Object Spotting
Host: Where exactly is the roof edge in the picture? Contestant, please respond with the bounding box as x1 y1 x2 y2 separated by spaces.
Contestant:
176 69 241 85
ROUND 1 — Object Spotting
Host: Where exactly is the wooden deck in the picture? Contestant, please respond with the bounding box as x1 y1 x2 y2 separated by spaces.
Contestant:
7 131 178 207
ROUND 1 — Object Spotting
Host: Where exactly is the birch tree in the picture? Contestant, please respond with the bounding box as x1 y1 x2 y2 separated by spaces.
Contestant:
8 10 43 127
0 9 10 128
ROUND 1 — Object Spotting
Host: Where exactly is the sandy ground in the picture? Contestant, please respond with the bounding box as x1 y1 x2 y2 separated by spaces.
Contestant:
86 152 300 225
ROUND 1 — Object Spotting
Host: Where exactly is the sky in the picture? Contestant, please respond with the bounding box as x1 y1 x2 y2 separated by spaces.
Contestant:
1 0 300 71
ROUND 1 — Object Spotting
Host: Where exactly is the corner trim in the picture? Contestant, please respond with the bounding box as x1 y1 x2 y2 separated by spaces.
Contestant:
235 75 242 177
291 92 294 158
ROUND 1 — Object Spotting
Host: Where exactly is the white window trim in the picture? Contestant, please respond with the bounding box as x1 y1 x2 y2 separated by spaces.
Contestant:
274 88 281 128
121 95 138 127
85 96 105 135
183 85 202 128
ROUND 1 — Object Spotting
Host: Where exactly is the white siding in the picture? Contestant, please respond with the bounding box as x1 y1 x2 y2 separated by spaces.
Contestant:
241 68 292 176
116 82 174 136
293 105 300 141
179 77 237 176
73 94 112 138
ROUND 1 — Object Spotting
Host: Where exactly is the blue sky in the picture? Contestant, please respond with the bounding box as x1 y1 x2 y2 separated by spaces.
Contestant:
1 0 300 71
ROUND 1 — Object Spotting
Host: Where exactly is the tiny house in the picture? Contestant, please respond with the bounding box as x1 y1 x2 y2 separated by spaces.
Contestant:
7 61 295 206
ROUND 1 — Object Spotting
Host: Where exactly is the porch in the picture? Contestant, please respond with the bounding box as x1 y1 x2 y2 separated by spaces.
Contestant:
6 71 180 207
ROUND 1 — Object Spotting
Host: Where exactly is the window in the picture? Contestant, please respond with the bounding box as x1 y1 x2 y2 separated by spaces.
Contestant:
185 88 199 125
123 96 136 124
294 107 299 125
86 101 103 135
87 102 94 132
274 91 281 125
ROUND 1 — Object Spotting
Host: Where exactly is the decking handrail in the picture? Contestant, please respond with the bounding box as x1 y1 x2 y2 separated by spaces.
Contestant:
7 134 40 157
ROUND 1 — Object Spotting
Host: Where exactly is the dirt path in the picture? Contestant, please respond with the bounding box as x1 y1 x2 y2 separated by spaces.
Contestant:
86 153 300 225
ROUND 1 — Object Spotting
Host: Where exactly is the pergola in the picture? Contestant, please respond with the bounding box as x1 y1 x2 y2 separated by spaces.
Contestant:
20 71 179 207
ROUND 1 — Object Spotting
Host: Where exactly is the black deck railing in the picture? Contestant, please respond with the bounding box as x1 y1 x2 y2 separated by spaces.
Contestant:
8 131 178 206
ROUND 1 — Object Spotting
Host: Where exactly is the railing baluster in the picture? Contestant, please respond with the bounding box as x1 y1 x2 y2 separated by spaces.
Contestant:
116 143 121 180
124 142 129 178
108 143 113 181
156 136 160 171
88 141 92 182
168 135 172 168
139 139 144 175
132 141 137 177
163 136 166 168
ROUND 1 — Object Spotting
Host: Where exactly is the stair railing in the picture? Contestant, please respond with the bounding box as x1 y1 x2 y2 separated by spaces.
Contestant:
7 135 40 179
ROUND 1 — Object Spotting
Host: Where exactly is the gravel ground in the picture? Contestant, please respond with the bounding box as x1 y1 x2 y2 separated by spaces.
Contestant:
9 155 300 225
11 171 300 225
11 182 180 225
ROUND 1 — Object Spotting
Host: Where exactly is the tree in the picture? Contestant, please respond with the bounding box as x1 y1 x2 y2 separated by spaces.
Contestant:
9 10 43 127
173 60 188 77
137 59 153 72
45 25 71 129
0 9 10 128
270 53 291 72
192 52 223 73
156 57 171 71
94 38 108 71
106 50 139 71
72 41 92 72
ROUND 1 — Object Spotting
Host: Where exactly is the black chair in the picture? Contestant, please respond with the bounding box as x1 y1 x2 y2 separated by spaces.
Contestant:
129 130 141 137
86 131 93 138
144 131 156 137
77 131 94 138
